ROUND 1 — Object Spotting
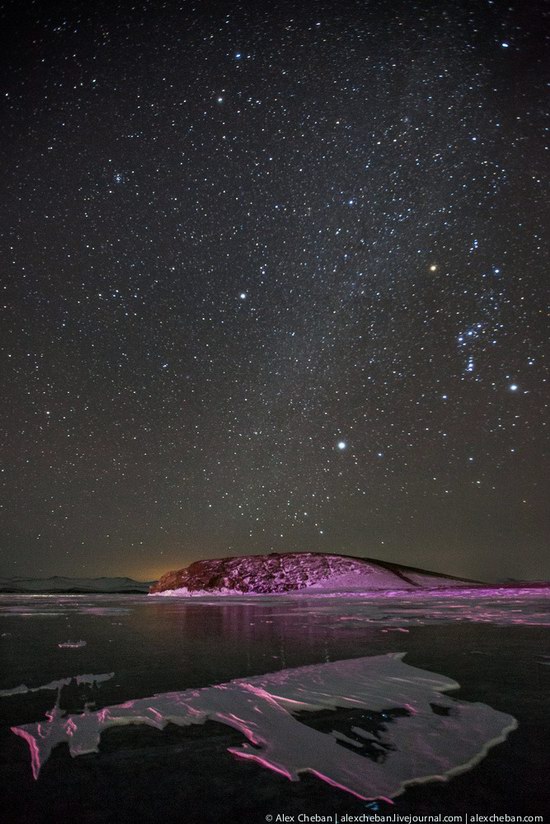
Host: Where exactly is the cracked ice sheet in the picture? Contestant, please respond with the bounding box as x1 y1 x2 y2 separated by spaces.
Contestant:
11 654 516 802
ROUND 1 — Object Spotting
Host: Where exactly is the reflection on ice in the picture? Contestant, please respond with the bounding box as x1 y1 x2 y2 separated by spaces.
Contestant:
12 654 516 801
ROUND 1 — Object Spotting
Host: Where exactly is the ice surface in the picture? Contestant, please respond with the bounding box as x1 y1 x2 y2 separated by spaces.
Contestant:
147 587 550 626
0 595 132 618
0 576 151 593
12 654 516 801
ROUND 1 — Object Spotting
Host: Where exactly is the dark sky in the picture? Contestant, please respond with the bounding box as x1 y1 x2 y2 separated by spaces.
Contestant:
1 0 549 582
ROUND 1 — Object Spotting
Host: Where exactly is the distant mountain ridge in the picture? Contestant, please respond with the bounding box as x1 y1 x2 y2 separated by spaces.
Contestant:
0 576 152 593
149 552 479 596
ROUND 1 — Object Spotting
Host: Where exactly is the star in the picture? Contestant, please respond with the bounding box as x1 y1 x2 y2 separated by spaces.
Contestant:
1 0 547 585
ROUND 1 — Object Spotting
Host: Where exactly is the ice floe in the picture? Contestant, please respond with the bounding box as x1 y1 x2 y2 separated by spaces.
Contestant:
0 672 114 698
58 640 87 648
11 654 516 801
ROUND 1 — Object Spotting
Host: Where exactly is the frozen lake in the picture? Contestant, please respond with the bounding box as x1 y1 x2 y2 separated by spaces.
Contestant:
0 588 549 823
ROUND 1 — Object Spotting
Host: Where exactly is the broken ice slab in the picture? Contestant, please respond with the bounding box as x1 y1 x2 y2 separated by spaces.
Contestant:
11 653 516 802
57 640 87 648
0 672 114 698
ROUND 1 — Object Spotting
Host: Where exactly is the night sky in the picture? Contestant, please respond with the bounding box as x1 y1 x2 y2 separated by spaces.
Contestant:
1 0 549 582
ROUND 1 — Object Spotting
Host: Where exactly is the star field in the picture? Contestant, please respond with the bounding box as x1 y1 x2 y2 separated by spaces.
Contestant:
1 0 549 581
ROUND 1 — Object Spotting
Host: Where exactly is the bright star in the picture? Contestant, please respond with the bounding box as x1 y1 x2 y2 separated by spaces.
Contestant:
509 384 518 391
337 441 347 450
239 292 247 299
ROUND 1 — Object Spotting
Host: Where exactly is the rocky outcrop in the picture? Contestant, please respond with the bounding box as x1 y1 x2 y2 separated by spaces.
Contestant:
149 552 476 595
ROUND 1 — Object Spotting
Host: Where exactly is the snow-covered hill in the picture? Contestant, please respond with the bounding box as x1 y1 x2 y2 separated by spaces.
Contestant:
149 552 477 596
0 576 152 593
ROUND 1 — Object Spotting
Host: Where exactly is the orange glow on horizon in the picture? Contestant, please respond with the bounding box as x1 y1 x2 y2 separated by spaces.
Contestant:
130 564 183 582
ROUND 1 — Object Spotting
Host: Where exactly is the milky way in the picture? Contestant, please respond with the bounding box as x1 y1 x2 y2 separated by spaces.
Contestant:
1 1 548 580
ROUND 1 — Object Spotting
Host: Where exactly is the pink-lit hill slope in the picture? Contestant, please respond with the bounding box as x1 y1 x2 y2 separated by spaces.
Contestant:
149 552 479 596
